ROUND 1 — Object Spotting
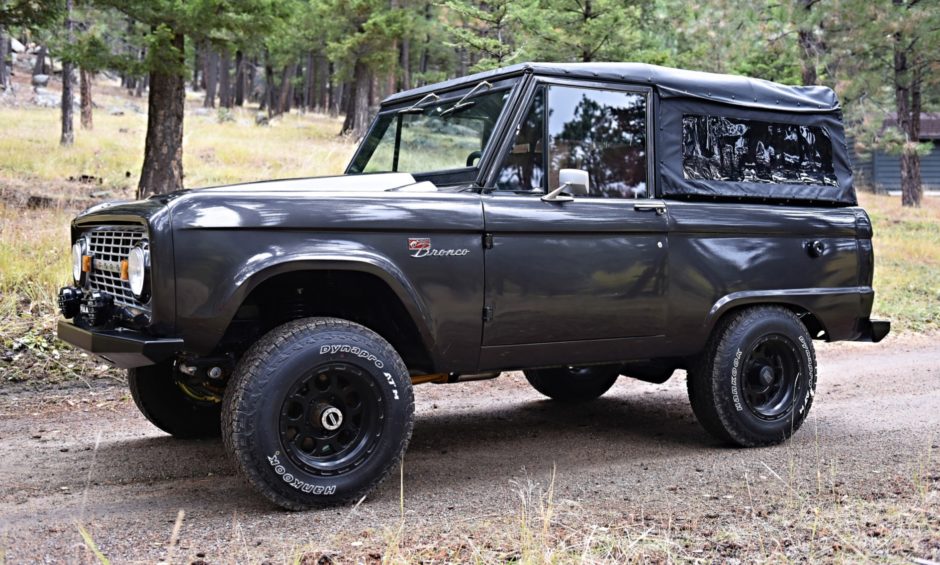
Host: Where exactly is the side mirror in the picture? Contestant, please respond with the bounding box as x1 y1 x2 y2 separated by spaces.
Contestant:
559 169 589 195
541 169 589 202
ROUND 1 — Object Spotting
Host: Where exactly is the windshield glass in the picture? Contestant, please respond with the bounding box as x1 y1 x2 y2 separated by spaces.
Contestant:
348 88 511 175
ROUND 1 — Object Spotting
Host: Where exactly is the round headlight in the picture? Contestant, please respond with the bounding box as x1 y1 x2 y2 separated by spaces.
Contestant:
127 246 148 297
71 239 86 284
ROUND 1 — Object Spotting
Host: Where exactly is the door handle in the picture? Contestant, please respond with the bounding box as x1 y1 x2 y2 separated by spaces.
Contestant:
634 201 666 214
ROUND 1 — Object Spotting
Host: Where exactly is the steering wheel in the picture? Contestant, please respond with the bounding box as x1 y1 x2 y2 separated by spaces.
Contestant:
466 151 483 167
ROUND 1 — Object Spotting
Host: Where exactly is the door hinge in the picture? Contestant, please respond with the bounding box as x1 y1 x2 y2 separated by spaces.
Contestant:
482 233 494 249
482 306 494 322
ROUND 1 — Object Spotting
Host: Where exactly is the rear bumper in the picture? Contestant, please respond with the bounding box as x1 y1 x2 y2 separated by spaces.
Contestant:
854 319 891 343
57 320 183 369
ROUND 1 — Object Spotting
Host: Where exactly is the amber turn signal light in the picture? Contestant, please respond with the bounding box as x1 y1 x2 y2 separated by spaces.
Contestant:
81 255 92 273
120 259 129 281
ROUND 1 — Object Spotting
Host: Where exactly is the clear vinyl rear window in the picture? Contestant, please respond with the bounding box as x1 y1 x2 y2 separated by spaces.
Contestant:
682 115 837 187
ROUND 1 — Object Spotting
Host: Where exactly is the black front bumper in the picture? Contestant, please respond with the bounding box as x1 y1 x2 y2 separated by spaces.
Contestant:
57 320 183 369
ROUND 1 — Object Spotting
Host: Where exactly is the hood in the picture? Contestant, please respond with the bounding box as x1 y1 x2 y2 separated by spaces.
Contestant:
73 173 439 227
195 173 438 194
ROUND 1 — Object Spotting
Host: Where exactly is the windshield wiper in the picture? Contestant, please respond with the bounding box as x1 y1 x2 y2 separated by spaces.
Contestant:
439 80 492 117
398 92 439 114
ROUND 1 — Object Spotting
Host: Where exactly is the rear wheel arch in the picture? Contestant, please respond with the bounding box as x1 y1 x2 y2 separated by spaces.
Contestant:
706 297 828 343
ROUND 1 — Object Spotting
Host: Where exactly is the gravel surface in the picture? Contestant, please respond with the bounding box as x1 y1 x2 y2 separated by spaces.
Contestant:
0 334 937 563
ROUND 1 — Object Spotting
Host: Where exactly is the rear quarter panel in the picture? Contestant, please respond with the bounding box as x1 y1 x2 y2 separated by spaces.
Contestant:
665 200 870 356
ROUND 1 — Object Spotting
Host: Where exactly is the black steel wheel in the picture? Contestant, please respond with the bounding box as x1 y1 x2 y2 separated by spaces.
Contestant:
278 363 383 477
129 363 221 439
523 365 620 402
223 317 414 510
740 335 801 420
688 306 816 447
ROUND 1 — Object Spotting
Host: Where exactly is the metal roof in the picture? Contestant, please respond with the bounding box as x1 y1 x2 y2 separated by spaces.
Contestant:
382 62 840 113
884 112 940 140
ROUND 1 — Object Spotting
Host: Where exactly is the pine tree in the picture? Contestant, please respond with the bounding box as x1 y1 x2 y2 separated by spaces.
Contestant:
91 0 286 197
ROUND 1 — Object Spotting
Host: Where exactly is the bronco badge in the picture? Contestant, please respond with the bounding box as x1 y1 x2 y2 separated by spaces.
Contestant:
408 237 470 258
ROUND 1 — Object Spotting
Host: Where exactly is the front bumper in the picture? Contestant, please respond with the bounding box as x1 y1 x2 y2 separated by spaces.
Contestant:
57 320 183 369
854 319 891 343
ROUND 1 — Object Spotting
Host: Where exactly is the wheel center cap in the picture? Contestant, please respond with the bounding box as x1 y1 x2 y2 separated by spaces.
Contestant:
320 406 343 431
758 366 775 387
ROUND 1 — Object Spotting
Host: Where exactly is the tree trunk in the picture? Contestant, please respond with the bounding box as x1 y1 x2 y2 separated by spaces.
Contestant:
341 59 371 137
79 67 92 130
192 42 200 91
303 51 314 112
797 30 818 85
135 71 146 97
327 62 337 116
277 63 296 115
60 0 74 146
0 24 9 91
316 56 328 111
219 49 232 108
233 50 245 106
203 45 218 108
33 45 47 76
138 32 185 199
263 57 275 116
400 38 411 90
893 15 922 208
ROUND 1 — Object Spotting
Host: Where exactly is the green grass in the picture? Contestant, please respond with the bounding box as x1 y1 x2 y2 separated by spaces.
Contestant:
861 192 940 332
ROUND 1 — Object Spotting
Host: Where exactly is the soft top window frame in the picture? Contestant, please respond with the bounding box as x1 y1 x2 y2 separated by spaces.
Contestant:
655 98 856 206
483 75 656 199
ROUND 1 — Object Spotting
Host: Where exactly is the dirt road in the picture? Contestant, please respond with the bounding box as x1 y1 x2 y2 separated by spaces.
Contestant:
1 335 938 563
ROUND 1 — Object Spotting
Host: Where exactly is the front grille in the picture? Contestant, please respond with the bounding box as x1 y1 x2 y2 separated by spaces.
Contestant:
85 226 148 310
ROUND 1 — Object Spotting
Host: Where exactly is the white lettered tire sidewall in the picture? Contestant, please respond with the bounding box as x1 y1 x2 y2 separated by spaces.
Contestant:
223 318 414 510
713 310 816 444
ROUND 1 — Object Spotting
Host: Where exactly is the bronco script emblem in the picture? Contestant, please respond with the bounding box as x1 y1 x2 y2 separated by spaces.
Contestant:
408 237 470 258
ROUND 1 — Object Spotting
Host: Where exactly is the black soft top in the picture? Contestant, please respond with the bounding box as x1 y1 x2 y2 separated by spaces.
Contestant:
382 62 839 114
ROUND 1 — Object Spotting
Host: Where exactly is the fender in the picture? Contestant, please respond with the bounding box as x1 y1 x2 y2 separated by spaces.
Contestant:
241 254 434 345
203 250 437 362
704 287 874 342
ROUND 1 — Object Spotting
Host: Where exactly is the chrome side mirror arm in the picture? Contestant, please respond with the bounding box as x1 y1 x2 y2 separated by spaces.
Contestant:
541 183 575 203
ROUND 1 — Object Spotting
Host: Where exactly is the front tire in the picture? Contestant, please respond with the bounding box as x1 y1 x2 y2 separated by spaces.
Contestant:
523 365 620 402
222 317 414 510
687 306 817 447
128 363 222 439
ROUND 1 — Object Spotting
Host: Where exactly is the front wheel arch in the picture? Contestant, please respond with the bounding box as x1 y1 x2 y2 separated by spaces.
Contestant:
214 266 437 372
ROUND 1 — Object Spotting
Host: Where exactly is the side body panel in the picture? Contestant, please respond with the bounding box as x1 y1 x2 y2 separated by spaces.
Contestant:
168 190 485 372
662 200 871 357
479 195 670 369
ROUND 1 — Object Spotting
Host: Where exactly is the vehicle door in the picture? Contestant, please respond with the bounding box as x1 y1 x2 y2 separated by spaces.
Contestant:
480 80 669 367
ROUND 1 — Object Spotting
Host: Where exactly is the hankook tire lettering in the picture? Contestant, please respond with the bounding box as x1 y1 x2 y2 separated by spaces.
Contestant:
267 452 337 495
731 349 744 412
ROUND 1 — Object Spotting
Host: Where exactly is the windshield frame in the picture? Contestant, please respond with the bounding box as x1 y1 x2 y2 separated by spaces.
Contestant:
345 75 527 187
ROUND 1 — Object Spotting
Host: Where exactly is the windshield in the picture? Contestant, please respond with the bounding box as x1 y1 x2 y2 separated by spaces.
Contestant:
348 88 511 175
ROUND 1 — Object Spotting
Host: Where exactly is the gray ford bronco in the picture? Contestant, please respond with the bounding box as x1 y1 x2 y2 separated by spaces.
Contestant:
58 63 889 510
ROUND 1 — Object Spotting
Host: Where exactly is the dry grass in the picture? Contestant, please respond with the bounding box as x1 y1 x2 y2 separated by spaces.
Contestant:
0 103 355 385
0 105 354 192
860 192 940 332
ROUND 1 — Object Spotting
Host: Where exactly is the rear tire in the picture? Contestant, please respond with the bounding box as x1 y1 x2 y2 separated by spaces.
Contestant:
523 365 620 402
128 364 222 439
687 306 816 447
222 317 414 510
